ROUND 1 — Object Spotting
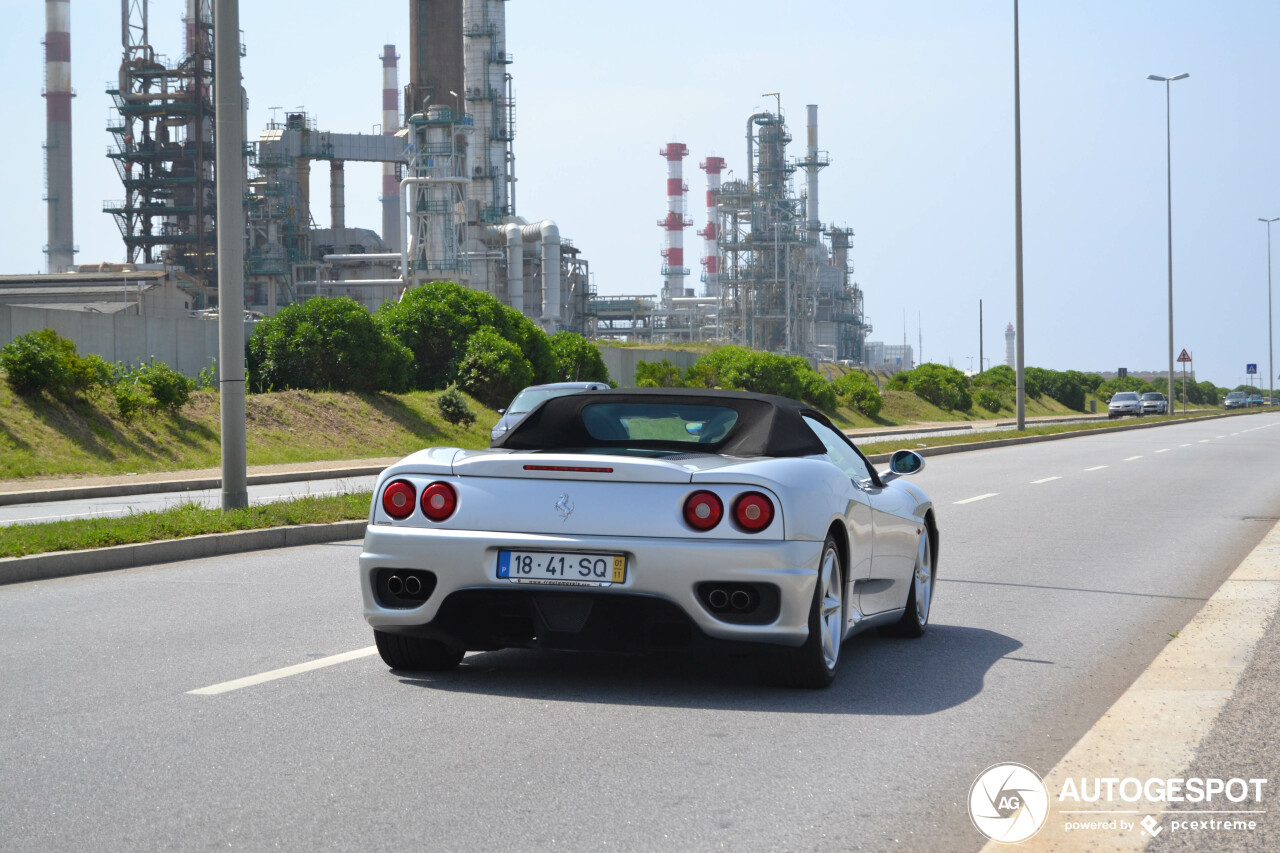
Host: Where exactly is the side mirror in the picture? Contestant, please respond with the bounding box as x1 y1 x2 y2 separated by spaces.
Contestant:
497 408 506 415
882 449 925 482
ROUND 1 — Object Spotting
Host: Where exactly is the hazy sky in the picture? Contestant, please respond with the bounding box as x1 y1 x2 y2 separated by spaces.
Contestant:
5 1 1280 389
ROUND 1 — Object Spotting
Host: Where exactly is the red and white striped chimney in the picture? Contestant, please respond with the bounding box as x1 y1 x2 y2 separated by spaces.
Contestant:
381 44 401 252
698 156 725 298
658 142 691 306
44 0 75 273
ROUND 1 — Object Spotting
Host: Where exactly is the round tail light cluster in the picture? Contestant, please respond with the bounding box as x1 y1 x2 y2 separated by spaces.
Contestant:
381 480 416 520
682 490 774 533
683 491 724 531
420 482 457 521
380 480 458 522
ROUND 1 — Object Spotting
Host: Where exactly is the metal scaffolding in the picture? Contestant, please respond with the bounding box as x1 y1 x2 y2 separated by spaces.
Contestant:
105 0 218 305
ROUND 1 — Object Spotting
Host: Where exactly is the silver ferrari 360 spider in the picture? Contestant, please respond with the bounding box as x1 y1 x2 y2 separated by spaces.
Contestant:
359 388 937 688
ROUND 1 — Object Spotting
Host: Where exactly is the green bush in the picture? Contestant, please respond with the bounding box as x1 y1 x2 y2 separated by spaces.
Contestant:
801 372 837 410
455 328 533 409
548 331 610 383
436 384 477 426
377 281 553 390
0 329 109 400
896 363 972 411
247 296 412 393
634 359 683 388
832 370 883 418
109 359 195 419
975 387 1005 412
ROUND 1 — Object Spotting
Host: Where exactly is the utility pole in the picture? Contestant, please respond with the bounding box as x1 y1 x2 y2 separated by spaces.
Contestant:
215 0 247 510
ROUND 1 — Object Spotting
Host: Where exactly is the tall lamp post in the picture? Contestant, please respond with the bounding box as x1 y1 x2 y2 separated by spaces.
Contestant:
1261 217 1279 404
1147 72 1189 415
1013 0 1025 429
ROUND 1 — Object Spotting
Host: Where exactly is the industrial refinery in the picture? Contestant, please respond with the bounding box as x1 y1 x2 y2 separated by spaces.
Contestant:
13 0 878 370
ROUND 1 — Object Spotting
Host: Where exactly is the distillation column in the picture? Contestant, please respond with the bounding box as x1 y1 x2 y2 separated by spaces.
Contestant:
658 142 691 307
44 0 75 272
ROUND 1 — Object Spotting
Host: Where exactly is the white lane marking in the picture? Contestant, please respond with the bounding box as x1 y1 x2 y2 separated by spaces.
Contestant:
1084 465 1108 471
1217 435 1226 439
1181 443 1192 447
1199 439 1211 443
954 493 998 505
1031 476 1061 484
1123 455 1143 461
188 646 378 695
1154 449 1170 453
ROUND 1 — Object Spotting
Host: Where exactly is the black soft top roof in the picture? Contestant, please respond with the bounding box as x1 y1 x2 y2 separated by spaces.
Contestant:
491 387 830 457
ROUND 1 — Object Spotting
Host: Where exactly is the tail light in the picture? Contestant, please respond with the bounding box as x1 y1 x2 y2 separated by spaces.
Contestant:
733 492 774 533
381 480 416 520
683 490 724 531
420 482 458 522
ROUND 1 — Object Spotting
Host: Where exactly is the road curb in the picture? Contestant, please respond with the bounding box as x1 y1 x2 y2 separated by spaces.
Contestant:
862 411 1241 464
0 465 387 508
0 520 368 586
980 518 1280 852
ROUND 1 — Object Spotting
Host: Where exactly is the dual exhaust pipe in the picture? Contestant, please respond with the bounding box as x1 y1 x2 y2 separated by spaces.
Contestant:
704 585 758 613
386 574 424 596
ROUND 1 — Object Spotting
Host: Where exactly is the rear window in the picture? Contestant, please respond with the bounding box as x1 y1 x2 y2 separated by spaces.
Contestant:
580 403 739 445
1113 392 1139 401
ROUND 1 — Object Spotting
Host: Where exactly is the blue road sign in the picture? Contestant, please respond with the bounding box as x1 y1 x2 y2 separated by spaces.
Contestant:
1248 364 1258 375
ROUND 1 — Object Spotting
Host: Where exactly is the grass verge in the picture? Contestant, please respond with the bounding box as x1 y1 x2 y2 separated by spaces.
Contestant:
0 492 372 559
856 410 1225 456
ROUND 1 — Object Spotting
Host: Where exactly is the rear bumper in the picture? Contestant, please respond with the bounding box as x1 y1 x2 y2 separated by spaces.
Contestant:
359 524 822 649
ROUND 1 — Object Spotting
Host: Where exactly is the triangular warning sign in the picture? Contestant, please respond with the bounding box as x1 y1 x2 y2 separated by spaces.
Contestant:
1177 349 1192 363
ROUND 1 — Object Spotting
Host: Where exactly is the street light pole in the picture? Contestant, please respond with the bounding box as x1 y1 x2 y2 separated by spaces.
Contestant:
1148 72 1188 416
1013 0 1025 430
1262 217 1279 404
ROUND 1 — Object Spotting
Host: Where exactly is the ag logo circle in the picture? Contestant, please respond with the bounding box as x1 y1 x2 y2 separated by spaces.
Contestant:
968 763 1049 844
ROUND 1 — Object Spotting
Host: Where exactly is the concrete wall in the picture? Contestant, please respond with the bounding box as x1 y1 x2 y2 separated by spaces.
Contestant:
599 347 702 388
0 305 254 378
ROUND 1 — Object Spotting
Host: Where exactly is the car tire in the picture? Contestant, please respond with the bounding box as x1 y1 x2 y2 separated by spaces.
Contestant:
765 535 844 689
373 630 464 672
880 523 934 639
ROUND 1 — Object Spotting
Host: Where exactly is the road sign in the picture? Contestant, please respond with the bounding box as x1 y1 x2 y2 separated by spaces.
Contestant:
1247 363 1258 375
1177 349 1191 363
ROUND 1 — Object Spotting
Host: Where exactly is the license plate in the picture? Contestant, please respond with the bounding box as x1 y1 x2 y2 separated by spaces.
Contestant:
496 550 627 587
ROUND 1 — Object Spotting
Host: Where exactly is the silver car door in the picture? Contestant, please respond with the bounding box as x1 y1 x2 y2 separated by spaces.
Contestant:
802 418 875 627
858 481 922 616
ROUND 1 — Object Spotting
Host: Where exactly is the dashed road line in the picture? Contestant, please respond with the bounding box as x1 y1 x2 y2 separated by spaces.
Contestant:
1123 455 1143 461
954 493 998 505
187 646 378 695
1030 476 1061 484
1154 449 1170 453
1084 465 1108 471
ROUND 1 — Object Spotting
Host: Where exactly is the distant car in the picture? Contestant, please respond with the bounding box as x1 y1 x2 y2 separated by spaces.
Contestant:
490 382 611 443
1224 391 1248 409
1140 392 1168 415
360 388 937 689
1107 391 1143 418
1249 394 1264 407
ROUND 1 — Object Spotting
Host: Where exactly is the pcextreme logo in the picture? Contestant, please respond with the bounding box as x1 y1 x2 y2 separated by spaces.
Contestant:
968 763 1050 844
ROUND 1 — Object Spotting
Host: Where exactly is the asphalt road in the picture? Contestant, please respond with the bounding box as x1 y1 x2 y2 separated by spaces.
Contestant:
1 415 1278 852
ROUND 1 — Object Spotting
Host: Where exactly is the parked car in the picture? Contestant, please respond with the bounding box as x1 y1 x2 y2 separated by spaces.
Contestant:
489 382 610 443
361 389 937 688
1249 394 1264 407
1140 392 1168 415
1107 391 1143 418
1224 391 1248 409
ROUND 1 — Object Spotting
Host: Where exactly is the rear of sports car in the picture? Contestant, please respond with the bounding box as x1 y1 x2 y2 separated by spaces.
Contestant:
359 448 830 664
